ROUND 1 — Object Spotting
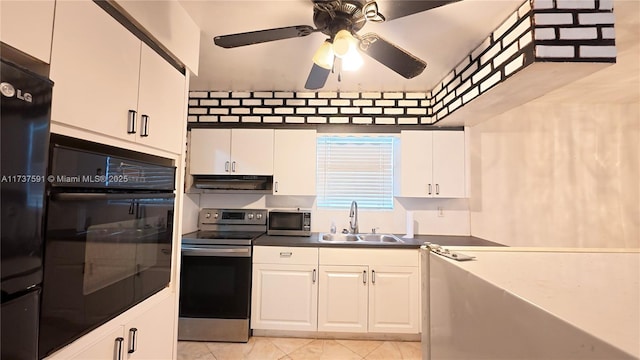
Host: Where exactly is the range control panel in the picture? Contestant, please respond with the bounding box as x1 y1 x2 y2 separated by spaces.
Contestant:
200 208 267 226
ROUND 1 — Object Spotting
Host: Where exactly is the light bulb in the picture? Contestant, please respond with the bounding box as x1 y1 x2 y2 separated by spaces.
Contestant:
333 29 356 58
341 46 363 71
312 40 335 70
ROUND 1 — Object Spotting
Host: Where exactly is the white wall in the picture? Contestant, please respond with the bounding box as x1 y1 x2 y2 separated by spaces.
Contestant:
467 0 640 248
468 102 639 248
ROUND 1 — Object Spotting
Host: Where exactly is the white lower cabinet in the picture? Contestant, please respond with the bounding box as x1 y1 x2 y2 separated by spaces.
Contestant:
318 248 420 334
318 265 368 332
367 266 420 333
251 247 318 331
47 292 175 360
251 246 420 335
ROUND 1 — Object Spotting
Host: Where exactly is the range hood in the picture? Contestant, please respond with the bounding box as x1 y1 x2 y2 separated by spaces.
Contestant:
192 175 273 192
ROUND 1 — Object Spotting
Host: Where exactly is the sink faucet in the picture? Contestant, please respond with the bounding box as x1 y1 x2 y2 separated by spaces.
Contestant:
349 201 359 234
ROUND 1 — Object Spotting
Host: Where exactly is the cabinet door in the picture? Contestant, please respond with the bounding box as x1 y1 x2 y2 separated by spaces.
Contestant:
273 130 317 196
368 266 419 334
432 131 466 198
189 129 232 174
0 0 55 63
399 131 433 197
50 0 141 141
136 44 186 154
230 129 274 175
124 294 175 359
318 265 368 333
251 264 318 331
66 326 125 360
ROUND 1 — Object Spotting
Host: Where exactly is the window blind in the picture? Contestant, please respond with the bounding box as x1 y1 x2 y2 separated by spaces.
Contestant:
316 136 394 209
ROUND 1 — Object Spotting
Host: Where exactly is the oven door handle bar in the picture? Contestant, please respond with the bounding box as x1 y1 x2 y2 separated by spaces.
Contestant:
51 193 175 201
181 246 251 257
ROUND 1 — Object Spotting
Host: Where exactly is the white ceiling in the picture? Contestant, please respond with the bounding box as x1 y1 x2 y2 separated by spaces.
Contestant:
180 0 524 92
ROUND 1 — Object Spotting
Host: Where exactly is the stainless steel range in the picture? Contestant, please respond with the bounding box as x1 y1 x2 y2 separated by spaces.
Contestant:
178 208 267 342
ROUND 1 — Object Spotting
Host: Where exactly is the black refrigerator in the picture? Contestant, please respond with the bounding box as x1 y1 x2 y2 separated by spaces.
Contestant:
1 59 53 360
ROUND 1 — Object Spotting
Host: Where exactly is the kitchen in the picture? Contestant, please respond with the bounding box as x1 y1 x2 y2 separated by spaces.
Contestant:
0 0 638 359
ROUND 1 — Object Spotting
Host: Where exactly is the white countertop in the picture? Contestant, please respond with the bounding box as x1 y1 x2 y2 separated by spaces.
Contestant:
433 248 640 358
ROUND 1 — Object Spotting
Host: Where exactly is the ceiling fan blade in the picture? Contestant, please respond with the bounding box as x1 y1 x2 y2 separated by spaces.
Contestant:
359 33 426 79
305 64 331 90
377 0 461 21
214 25 316 48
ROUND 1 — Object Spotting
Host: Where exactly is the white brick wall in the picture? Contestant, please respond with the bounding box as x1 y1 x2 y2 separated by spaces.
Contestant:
187 0 615 127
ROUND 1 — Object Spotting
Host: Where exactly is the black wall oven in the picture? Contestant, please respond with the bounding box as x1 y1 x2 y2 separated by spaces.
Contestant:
38 135 176 358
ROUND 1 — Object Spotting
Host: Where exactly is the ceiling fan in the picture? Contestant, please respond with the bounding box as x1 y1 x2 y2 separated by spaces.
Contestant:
213 0 461 90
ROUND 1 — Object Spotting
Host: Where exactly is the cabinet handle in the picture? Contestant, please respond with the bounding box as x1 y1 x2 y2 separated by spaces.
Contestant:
225 161 230 172
279 252 292 257
140 115 149 137
436 184 440 195
115 337 124 360
428 184 432 195
312 269 317 283
127 110 137 134
363 270 367 284
371 270 376 284
231 161 236 172
274 181 279 193
127 327 138 354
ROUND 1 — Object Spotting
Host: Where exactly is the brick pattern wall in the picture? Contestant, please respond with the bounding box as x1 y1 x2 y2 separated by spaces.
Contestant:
533 0 616 61
427 1 535 122
188 0 616 126
188 91 432 125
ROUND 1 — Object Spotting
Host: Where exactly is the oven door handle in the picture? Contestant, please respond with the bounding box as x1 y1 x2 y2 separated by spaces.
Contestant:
51 193 175 201
181 246 251 257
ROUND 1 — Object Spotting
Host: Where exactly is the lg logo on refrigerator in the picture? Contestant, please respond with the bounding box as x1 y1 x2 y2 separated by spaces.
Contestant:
0 82 32 103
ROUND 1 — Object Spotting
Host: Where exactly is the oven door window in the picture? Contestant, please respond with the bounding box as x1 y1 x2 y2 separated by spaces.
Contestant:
179 253 251 319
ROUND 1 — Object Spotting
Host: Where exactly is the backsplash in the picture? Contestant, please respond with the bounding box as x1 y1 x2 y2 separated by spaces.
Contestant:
182 193 471 237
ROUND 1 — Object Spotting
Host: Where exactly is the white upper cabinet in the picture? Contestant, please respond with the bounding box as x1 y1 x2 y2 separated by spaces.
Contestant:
50 1 186 154
273 129 317 196
136 44 186 154
0 0 55 63
398 130 465 198
50 0 140 140
189 128 274 175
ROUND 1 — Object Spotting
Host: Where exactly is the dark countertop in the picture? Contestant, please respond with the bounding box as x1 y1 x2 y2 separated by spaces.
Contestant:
252 233 504 249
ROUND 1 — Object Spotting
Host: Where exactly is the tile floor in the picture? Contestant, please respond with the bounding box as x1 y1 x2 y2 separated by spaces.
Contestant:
177 337 422 360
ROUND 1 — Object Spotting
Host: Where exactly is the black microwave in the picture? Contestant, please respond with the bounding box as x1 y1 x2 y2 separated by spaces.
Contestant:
267 210 311 236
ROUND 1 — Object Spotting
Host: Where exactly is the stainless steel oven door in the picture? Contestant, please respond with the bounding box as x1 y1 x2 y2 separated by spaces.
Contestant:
178 244 252 342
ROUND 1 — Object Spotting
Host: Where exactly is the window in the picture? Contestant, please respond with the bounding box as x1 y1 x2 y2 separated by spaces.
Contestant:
316 135 395 209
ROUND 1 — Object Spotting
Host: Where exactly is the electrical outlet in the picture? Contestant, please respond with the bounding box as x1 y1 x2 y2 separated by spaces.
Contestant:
437 207 444 217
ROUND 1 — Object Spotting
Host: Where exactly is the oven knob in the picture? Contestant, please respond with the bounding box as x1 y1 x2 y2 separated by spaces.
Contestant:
205 212 211 219
247 213 254 220
214 212 219 219
256 213 263 220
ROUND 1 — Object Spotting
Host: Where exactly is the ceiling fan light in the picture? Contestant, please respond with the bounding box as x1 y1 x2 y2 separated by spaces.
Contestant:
341 47 363 71
333 29 356 58
313 40 335 70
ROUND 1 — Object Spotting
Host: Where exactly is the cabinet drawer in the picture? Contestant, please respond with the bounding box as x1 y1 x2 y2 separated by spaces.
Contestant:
254 246 318 265
319 248 418 267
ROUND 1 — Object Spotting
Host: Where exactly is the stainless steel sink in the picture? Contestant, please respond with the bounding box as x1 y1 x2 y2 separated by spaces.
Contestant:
319 233 404 244
357 234 403 243
320 233 360 242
